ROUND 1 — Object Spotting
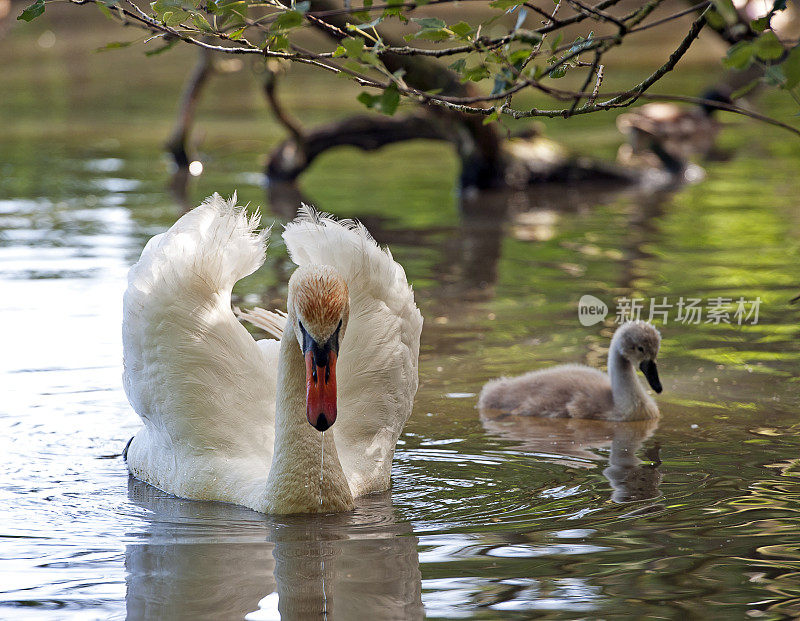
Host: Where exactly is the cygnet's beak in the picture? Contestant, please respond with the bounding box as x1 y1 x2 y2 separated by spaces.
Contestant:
301 325 338 432
639 359 662 394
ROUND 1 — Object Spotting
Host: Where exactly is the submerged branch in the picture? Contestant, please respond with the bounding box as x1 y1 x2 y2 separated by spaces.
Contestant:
266 113 448 181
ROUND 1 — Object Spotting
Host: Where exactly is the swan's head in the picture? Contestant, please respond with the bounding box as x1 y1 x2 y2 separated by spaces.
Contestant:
287 265 350 432
612 321 662 394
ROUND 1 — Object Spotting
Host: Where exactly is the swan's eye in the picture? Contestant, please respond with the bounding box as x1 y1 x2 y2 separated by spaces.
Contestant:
637 346 644 353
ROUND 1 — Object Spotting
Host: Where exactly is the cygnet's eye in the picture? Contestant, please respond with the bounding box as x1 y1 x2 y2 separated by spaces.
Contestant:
637 346 644 353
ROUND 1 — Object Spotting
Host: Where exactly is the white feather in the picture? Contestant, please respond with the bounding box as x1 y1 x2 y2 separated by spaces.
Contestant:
123 193 278 510
123 195 422 511
235 306 286 340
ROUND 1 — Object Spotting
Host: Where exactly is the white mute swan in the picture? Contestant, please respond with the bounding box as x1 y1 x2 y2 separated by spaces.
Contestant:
122 194 423 514
478 321 662 421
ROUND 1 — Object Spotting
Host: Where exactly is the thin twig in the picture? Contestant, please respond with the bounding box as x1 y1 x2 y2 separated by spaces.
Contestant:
587 64 603 105
567 52 600 116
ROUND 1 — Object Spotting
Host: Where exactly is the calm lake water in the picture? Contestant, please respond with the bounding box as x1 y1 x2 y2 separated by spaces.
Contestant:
2 9 800 620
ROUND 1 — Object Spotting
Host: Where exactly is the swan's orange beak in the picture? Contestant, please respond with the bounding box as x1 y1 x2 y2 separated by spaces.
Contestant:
300 321 341 432
304 347 337 432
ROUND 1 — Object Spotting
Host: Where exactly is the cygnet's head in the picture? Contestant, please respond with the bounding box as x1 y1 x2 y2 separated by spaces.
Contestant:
287 265 350 432
612 321 662 393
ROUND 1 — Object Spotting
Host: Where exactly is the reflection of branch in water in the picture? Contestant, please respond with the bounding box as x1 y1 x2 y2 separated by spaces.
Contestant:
616 189 672 293
167 166 193 215
125 479 423 620
264 175 675 308
165 46 214 172
479 412 663 503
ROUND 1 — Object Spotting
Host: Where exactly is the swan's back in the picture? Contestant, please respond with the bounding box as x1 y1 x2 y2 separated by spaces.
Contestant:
123 194 278 507
282 207 423 496
478 364 612 419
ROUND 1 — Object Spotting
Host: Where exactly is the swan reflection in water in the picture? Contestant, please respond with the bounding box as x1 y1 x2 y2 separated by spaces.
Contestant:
479 411 662 503
125 477 422 620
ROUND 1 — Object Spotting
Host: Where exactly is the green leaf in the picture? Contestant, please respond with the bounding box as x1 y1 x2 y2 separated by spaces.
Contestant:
450 21 473 38
548 32 562 53
361 51 382 67
412 28 451 41
382 5 403 19
711 0 737 25
483 110 500 125
17 0 45 21
705 10 726 29
461 64 490 82
723 41 755 70
358 84 400 115
267 34 289 50
157 10 177 25
489 0 521 9
407 16 450 41
379 83 400 115
448 58 466 74
215 0 246 14
161 9 189 26
764 63 784 86
96 3 114 19
567 31 593 54
96 40 135 52
730 78 761 99
548 63 567 78
228 25 247 39
342 36 365 59
191 13 214 31
754 30 784 61
508 48 530 65
782 44 800 88
411 17 446 29
357 91 379 109
751 16 770 32
150 0 183 15
271 9 303 31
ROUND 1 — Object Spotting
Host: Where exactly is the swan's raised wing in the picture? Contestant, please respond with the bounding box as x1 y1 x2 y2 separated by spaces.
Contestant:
282 206 423 497
122 194 278 509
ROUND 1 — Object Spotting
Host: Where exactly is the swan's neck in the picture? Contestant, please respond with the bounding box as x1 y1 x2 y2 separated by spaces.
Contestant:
264 317 354 513
608 348 658 421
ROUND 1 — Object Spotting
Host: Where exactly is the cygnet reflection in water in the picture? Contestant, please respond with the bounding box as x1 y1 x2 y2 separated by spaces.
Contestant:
480 413 663 504
124 477 423 621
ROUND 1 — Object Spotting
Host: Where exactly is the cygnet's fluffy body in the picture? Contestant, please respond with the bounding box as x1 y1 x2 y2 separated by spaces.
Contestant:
478 321 662 421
